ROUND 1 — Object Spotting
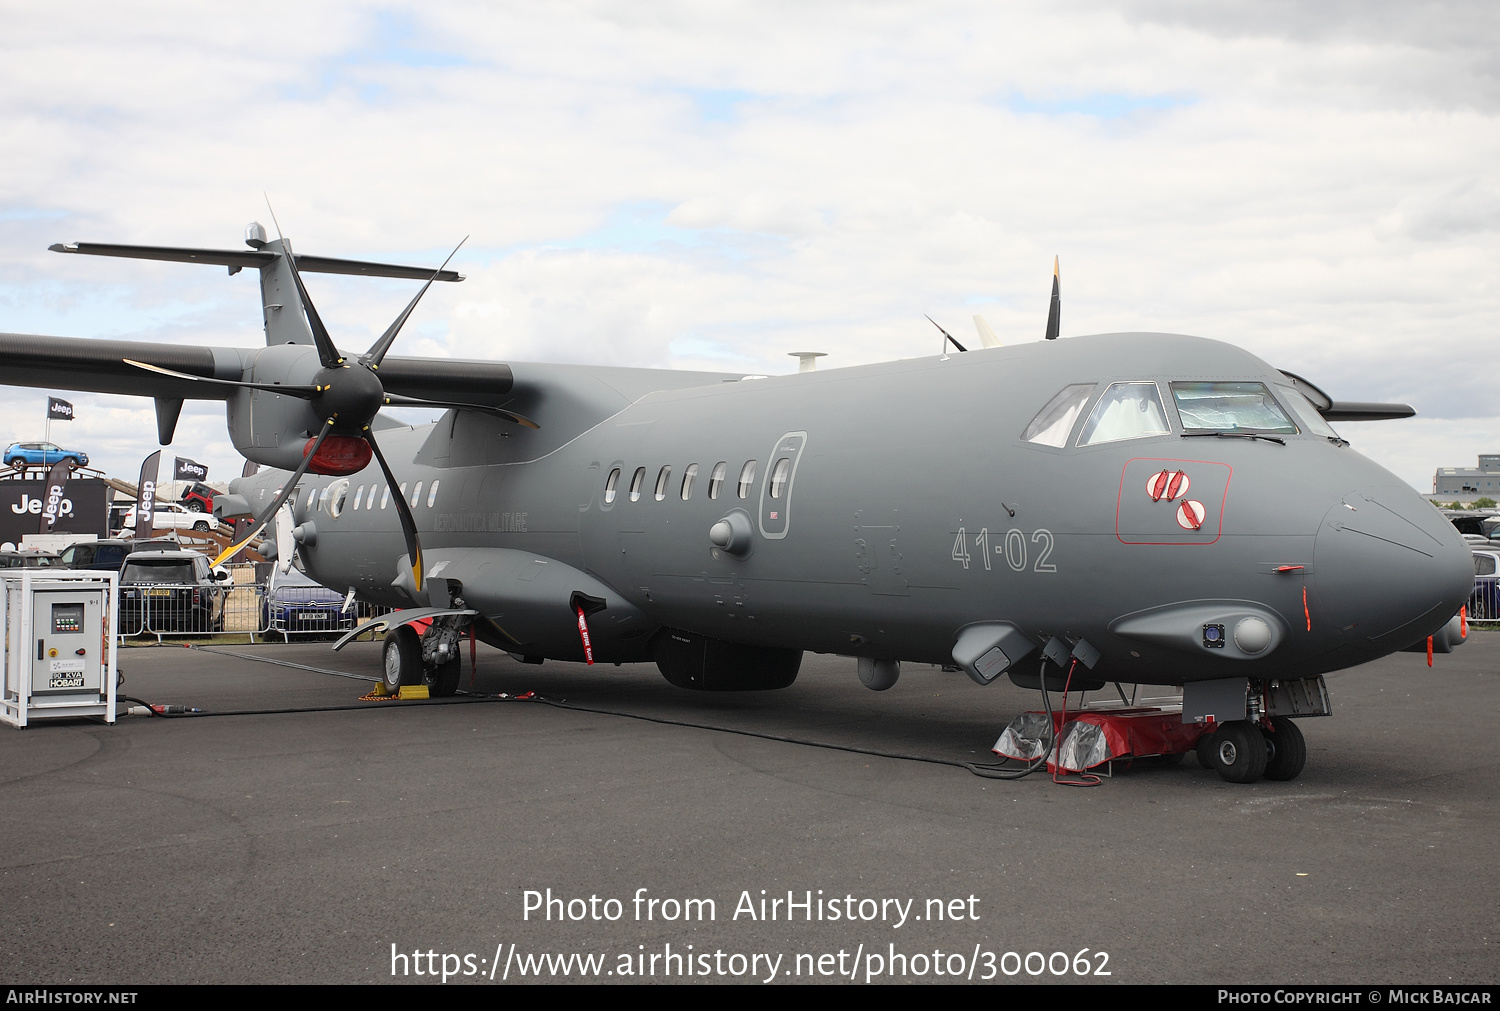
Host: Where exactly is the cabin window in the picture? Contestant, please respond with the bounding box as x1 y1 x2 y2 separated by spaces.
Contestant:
411 481 423 507
352 485 364 510
381 485 391 510
1077 382 1171 446
427 480 440 508
318 486 330 512
1023 384 1095 448
654 466 671 501
604 468 621 504
368 485 380 510
680 463 699 500
769 458 791 498
306 487 318 511
1276 385 1340 439
737 460 757 499
1171 382 1297 435
629 467 646 502
708 462 727 500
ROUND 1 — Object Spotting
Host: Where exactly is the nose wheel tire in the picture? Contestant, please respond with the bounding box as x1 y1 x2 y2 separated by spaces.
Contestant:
1202 720 1268 783
382 626 424 695
1261 716 1307 781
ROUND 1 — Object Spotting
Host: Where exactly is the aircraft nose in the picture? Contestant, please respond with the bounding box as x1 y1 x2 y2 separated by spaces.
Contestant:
1312 491 1471 649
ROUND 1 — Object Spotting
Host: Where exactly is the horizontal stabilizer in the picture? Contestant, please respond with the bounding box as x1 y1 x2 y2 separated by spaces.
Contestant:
49 242 463 282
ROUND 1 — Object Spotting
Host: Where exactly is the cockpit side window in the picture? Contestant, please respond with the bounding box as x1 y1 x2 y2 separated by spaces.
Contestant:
1171 382 1297 435
1022 384 1095 448
1276 385 1341 439
1076 382 1171 446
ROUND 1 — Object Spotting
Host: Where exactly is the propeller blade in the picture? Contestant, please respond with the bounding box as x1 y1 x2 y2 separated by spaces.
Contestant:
209 420 333 567
122 359 322 397
924 314 967 353
1044 256 1061 340
365 430 424 594
380 392 539 430
264 198 344 368
972 314 1002 348
362 237 468 368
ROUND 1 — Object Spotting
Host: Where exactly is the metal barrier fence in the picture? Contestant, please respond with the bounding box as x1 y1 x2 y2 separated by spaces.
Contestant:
115 577 393 642
1466 585 1498 623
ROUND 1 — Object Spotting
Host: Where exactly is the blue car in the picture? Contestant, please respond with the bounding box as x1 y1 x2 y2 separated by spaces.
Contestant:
4 441 88 469
262 566 356 639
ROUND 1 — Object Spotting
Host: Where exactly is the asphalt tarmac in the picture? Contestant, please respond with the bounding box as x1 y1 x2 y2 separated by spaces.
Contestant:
1 632 1496 986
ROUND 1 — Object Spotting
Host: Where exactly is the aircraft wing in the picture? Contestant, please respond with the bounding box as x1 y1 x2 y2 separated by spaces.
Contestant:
1279 370 1415 421
0 331 517 405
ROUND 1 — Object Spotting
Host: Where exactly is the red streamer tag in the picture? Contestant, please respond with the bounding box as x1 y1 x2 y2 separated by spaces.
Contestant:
576 606 594 665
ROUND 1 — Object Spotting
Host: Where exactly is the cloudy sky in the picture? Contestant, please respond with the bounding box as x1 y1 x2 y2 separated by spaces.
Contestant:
1 1 1496 491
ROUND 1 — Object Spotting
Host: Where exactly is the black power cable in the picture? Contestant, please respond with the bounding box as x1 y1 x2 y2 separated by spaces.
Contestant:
121 645 1055 782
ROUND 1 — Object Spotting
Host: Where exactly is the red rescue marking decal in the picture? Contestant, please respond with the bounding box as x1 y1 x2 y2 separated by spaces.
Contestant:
1165 470 1188 501
1427 635 1433 667
1303 585 1311 631
575 606 595 665
1461 605 1468 638
1176 499 1206 530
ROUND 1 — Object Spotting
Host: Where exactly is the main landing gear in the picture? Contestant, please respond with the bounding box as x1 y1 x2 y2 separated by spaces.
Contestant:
1196 717 1307 783
382 619 464 697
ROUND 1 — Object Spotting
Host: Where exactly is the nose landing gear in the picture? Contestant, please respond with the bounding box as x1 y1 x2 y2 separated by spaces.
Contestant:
1196 716 1307 783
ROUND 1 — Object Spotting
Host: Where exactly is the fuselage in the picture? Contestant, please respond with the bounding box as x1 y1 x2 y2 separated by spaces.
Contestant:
240 333 1471 684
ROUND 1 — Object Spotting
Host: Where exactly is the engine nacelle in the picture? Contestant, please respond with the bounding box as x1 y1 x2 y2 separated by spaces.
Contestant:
224 344 326 471
653 629 802 691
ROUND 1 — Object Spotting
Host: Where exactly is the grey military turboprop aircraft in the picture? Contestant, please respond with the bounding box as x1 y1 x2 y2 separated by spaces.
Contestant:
0 223 1472 784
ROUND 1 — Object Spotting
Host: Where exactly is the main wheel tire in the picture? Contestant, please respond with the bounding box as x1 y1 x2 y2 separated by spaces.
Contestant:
193 521 210 531
9 460 23 471
186 500 205 513
382 626 423 695
431 657 461 697
1261 716 1307 781
1195 730 1218 768
1206 720 1268 783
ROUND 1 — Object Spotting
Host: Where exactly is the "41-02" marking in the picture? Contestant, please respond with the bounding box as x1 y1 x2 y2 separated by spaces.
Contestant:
952 527 1057 573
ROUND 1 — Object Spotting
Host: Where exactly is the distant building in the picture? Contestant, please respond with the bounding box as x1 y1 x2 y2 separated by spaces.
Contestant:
1433 455 1500 500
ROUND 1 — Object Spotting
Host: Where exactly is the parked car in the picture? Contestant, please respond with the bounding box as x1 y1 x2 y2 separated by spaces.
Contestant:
262 566 356 639
118 549 230 633
181 482 215 513
56 538 177 572
0 550 60 568
3 442 88 469
1471 550 1500 621
119 502 220 533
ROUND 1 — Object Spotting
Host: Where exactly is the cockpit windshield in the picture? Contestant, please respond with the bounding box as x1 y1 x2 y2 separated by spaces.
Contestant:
1077 382 1171 446
1276 385 1342 440
1022 384 1095 448
1170 382 1297 435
